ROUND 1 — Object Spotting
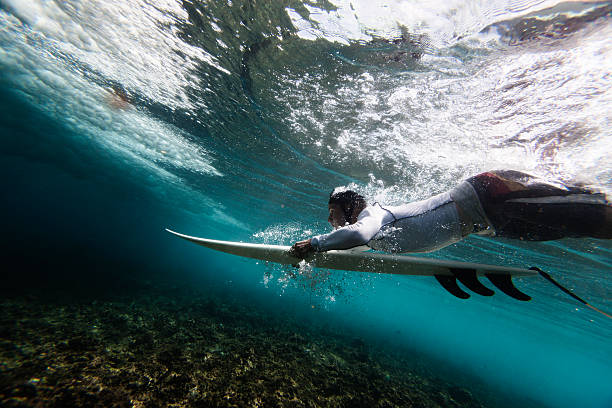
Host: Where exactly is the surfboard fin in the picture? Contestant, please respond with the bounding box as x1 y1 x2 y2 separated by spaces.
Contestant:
451 268 494 296
434 275 470 299
436 270 529 301
485 274 531 301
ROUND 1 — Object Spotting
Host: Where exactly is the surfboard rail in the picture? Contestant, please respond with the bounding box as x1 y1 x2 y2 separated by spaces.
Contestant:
166 229 538 300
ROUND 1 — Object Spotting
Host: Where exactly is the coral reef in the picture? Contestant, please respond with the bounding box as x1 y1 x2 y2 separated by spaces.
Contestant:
1 282 493 407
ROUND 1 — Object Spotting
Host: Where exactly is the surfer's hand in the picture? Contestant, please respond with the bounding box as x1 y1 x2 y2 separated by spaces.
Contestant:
289 239 315 259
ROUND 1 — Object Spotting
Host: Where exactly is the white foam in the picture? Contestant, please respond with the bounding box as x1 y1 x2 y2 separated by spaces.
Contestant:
276 16 611 199
0 9 222 181
286 0 566 47
2 0 229 111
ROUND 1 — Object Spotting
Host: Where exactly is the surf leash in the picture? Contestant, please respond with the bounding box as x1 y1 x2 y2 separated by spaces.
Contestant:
530 267 612 320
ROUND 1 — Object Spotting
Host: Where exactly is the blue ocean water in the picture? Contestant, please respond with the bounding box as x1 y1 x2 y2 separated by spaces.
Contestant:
1 1 611 407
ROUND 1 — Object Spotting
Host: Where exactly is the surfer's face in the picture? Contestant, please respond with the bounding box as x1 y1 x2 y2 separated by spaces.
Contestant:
328 203 348 229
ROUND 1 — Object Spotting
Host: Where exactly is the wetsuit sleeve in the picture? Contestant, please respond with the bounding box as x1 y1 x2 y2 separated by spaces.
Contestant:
310 207 384 252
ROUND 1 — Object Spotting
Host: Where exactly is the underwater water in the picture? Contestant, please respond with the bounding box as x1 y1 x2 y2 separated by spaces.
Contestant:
1 0 611 407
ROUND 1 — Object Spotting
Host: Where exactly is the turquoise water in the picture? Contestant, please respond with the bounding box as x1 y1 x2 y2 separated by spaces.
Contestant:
1 1 611 407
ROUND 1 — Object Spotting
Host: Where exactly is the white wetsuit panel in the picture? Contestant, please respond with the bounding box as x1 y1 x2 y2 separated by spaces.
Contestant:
311 192 463 253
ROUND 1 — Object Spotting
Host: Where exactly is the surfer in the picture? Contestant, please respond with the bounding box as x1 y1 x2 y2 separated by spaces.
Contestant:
290 170 611 258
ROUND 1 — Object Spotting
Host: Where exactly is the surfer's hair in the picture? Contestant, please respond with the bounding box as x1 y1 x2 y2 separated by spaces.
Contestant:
329 189 366 220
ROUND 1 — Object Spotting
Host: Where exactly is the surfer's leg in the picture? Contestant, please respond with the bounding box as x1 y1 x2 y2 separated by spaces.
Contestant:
501 195 611 240
603 205 612 238
467 171 611 240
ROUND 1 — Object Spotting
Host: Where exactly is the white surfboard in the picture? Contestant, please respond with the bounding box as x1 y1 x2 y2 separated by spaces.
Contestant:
166 228 538 300
166 229 535 277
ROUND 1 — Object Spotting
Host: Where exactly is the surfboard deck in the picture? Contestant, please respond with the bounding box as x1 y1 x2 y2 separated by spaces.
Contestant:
165 229 536 278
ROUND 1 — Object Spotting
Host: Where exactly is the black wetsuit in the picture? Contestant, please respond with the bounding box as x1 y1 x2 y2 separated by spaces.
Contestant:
466 170 611 241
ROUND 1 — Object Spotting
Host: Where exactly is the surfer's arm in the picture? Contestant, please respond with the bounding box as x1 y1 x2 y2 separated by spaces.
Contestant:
310 209 384 252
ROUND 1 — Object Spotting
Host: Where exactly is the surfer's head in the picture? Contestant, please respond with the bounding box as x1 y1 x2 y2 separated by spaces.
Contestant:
328 189 366 228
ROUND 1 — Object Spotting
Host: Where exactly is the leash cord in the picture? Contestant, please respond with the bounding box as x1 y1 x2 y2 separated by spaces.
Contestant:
530 266 612 320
